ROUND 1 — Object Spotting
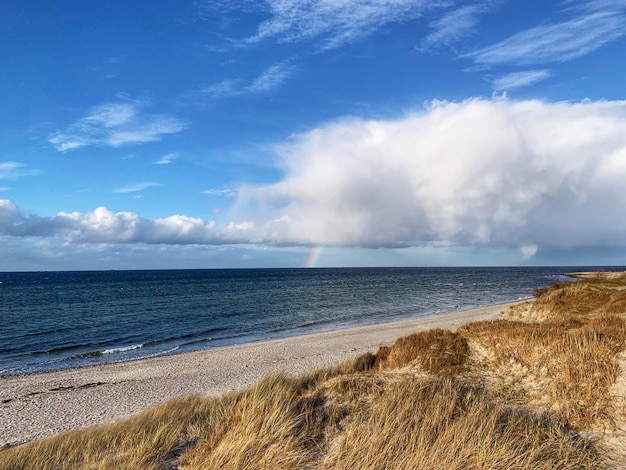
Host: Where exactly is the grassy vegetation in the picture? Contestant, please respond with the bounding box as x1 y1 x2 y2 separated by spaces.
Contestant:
2 271 626 469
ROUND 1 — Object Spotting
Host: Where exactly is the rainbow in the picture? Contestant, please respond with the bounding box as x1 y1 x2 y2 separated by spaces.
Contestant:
305 245 324 268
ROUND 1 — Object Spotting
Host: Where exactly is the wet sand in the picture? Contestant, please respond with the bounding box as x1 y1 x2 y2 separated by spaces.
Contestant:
0 301 517 447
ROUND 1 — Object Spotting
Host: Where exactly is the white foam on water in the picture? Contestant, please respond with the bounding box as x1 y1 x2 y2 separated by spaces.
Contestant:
102 343 144 355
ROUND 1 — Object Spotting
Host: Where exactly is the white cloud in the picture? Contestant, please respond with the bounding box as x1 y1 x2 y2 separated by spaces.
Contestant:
466 8 626 65
0 161 40 179
420 5 485 50
202 187 237 197
49 102 187 152
244 0 442 50
584 0 626 12
6 98 626 256
0 202 257 245
113 182 161 193
238 98 626 250
84 102 135 127
154 153 178 165
520 244 538 260
246 61 295 93
197 0 260 16
200 79 244 98
492 69 552 91
0 199 21 226
200 61 295 98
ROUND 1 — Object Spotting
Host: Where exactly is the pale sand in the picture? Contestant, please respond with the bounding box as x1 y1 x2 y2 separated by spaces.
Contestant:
0 301 517 447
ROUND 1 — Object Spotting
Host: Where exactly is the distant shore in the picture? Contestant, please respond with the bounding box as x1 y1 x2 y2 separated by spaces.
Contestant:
1 301 517 447
565 270 626 279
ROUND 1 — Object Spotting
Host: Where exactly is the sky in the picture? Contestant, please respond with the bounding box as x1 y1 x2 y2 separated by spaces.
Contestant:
1 0 626 271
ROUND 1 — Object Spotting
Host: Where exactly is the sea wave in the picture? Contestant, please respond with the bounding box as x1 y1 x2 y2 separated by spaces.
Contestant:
102 343 144 355
135 346 180 360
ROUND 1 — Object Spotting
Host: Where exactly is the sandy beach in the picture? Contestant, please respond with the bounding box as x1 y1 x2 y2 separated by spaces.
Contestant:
0 302 515 447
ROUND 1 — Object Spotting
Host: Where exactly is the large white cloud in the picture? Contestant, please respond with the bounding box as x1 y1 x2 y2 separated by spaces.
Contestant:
240 98 626 251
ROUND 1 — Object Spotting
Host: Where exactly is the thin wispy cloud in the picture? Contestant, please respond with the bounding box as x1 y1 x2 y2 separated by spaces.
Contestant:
113 182 161 193
466 7 626 65
0 161 40 179
200 79 243 98
492 70 552 91
196 0 260 17
200 61 295 98
202 186 237 197
583 0 626 12
247 62 294 93
154 153 178 165
49 102 187 152
420 4 486 51
242 0 442 50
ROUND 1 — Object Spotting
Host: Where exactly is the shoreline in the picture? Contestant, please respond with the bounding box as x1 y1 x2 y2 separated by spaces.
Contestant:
2 297 533 380
1 301 519 448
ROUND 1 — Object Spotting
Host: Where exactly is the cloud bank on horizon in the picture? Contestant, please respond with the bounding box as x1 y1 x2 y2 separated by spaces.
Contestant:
3 98 626 259
2 0 626 269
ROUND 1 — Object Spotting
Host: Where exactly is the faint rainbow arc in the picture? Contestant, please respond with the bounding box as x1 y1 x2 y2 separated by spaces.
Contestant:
305 246 324 268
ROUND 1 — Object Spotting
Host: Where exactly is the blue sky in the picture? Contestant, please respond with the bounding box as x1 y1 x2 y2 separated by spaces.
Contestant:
1 0 626 270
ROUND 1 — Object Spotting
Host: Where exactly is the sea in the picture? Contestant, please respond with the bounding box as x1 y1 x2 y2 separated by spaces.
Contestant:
0 266 617 377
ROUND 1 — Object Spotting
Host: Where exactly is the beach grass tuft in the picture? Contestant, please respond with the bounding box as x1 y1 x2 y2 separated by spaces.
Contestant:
381 328 469 375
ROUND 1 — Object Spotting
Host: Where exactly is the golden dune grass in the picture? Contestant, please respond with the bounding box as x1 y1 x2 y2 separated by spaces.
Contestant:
2 271 626 469
380 328 469 376
459 314 626 429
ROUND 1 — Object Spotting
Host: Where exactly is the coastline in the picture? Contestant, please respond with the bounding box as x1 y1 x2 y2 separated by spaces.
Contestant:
1 301 518 447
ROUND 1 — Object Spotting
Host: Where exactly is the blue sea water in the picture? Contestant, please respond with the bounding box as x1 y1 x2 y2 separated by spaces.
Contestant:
0 267 613 377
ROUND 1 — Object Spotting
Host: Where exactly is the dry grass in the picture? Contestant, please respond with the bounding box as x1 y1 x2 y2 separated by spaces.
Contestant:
2 271 626 469
0 395 227 470
459 314 626 429
525 273 626 322
179 374 337 469
2 372 601 470
380 328 469 376
324 378 600 470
